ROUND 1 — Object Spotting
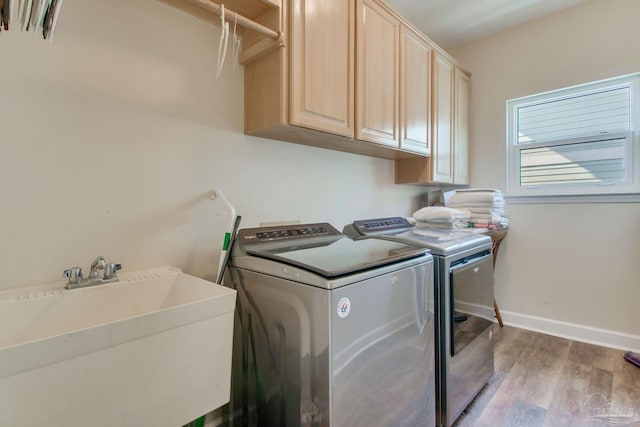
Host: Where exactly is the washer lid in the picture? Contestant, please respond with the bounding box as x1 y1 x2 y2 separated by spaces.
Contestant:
245 236 428 278
391 228 491 255
344 217 491 256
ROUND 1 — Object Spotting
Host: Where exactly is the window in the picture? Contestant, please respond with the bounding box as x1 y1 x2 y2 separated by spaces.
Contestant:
507 73 640 201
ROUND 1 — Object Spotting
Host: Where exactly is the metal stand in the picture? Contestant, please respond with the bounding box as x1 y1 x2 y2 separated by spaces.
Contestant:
483 228 508 327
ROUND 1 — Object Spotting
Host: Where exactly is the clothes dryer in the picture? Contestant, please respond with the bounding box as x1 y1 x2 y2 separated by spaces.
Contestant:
344 217 494 427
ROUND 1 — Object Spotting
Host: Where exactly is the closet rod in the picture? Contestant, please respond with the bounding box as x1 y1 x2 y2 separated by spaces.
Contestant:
190 0 282 42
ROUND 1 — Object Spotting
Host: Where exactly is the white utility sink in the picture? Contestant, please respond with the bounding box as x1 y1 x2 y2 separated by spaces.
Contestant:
0 266 236 427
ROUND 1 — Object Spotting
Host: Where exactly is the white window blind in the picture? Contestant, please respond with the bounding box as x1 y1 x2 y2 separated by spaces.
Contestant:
507 73 640 199
517 87 630 144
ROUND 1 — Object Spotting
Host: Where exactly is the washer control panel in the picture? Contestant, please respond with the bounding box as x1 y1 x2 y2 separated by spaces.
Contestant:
350 217 412 235
238 223 341 244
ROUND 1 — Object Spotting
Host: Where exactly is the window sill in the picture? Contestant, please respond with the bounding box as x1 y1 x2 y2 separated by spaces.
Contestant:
505 193 640 204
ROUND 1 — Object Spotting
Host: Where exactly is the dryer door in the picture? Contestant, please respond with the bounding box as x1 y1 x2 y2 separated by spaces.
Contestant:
449 251 494 356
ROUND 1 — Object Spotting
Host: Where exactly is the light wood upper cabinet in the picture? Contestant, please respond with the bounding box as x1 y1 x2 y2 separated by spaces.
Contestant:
242 0 469 162
432 52 455 183
395 54 471 184
454 68 470 185
356 1 432 154
356 0 400 147
290 0 354 137
246 0 405 160
400 25 432 155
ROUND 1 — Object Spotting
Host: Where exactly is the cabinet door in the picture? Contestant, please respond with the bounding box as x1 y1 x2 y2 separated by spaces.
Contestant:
432 52 454 183
400 26 432 155
290 0 355 137
356 0 400 147
454 68 470 184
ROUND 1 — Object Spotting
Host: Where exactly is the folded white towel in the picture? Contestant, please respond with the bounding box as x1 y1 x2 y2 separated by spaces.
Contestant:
462 206 505 215
450 205 505 216
415 220 469 229
412 206 470 223
450 192 504 205
469 213 502 222
469 214 509 227
450 200 505 208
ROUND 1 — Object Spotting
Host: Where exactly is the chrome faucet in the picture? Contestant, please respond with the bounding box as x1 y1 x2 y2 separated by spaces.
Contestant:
89 256 107 280
63 256 122 289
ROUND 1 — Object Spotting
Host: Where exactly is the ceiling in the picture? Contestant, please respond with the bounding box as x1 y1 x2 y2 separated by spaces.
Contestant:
385 0 586 49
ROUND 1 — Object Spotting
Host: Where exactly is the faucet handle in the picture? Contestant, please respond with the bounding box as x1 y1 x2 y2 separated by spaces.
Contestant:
104 263 122 280
90 256 106 270
63 267 83 285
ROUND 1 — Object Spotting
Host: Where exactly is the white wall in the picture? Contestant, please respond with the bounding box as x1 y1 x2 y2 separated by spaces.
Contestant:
450 0 640 350
0 0 427 290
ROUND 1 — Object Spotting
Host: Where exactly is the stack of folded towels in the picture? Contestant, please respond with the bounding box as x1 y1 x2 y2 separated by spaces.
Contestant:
412 206 471 229
448 189 508 228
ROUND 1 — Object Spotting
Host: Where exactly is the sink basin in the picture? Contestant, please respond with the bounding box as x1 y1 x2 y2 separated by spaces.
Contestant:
0 266 236 427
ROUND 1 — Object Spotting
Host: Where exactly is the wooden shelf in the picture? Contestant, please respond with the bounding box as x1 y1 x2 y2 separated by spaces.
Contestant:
158 0 284 64
160 0 277 22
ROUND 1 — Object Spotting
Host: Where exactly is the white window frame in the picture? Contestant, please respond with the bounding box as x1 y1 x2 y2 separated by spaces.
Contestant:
506 73 640 203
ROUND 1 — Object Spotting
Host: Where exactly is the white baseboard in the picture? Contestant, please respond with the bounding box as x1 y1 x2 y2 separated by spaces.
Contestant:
500 310 640 353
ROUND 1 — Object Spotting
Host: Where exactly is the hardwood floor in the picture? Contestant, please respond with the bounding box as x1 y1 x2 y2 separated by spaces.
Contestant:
453 325 640 427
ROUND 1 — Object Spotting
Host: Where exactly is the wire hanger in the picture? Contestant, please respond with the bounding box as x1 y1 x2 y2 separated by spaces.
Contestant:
1 0 11 31
21 0 33 31
5 0 62 39
231 12 241 69
216 3 229 78
42 0 63 40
